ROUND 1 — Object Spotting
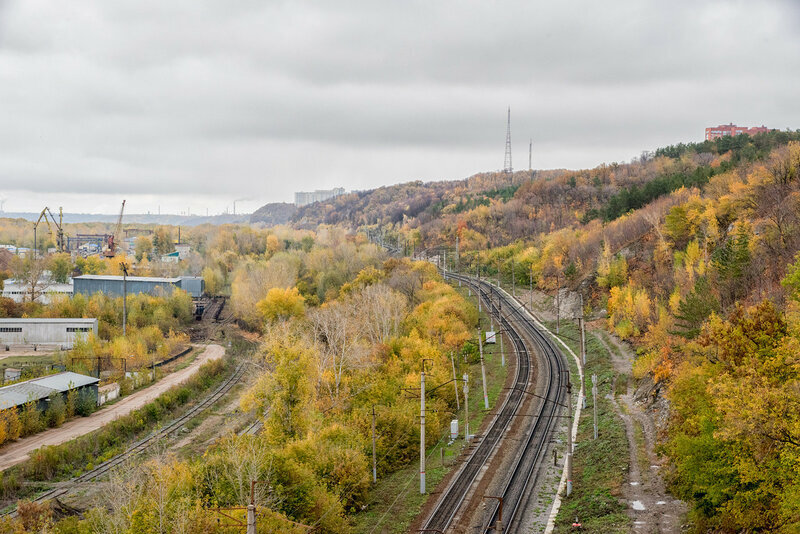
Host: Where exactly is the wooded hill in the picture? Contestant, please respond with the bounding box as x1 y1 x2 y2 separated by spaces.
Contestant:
341 129 800 531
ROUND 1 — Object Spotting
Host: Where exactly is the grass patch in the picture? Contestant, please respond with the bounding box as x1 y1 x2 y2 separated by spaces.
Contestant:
546 320 631 533
350 281 509 534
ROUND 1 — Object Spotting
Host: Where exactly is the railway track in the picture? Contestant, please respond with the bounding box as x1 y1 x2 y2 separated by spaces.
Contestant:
422 273 535 533
3 360 247 517
480 282 568 533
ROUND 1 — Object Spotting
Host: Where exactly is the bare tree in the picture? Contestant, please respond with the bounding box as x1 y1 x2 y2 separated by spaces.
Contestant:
13 255 51 303
356 284 407 345
310 300 368 400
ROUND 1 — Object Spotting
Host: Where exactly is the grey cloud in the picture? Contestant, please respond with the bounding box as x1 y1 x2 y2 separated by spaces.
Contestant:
0 0 798 213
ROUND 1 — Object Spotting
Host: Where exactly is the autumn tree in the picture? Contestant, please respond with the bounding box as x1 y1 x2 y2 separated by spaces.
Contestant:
47 253 73 284
135 236 153 262
257 287 305 323
670 277 719 339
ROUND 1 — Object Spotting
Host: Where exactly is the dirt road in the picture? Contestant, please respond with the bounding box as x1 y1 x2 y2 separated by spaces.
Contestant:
0 344 225 472
594 331 686 533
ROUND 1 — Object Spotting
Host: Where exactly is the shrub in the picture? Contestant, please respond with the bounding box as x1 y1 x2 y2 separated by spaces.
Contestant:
45 393 67 428
74 390 97 417
4 408 21 441
20 402 44 436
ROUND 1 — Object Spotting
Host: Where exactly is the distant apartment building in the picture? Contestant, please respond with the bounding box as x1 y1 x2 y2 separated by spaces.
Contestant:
294 188 345 207
705 123 770 141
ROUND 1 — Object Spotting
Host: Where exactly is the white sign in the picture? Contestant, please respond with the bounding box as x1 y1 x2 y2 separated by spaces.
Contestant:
485 331 497 344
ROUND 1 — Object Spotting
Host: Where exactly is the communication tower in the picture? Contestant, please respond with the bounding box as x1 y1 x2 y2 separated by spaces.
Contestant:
503 107 513 174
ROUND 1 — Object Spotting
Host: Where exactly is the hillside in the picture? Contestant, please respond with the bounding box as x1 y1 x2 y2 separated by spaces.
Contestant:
249 202 296 225
377 129 800 531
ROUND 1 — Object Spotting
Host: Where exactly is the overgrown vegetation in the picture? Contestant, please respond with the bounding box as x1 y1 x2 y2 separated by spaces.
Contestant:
0 355 234 508
551 321 629 533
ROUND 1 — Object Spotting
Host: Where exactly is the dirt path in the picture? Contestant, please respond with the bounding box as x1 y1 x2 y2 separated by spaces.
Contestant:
594 331 685 533
0 344 225 472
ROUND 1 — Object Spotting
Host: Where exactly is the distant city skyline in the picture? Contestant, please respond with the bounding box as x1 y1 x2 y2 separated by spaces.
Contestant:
0 1 798 214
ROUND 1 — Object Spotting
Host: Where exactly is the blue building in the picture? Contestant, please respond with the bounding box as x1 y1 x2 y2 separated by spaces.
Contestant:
73 275 204 299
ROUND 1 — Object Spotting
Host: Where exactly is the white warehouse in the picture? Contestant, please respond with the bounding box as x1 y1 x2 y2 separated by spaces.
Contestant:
0 318 98 350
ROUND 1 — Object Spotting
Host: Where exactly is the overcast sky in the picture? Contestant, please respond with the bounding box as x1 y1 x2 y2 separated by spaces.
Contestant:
0 0 798 215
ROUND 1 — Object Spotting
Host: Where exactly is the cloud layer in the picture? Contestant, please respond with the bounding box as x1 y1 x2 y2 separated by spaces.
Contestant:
0 0 798 214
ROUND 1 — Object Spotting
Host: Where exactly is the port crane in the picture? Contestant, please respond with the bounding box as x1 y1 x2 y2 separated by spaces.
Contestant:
32 207 66 255
104 200 126 257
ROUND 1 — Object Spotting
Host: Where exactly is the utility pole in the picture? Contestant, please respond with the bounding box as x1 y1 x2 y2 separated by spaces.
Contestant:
579 293 586 368
246 503 256 534
592 374 598 440
511 258 515 297
477 260 482 313
372 405 377 483
420 362 427 494
121 263 128 337
497 260 501 288
529 138 532 171
455 236 460 271
500 330 505 367
530 266 533 311
556 273 561 335
566 371 573 496
463 373 470 441
479 334 489 410
451 352 460 410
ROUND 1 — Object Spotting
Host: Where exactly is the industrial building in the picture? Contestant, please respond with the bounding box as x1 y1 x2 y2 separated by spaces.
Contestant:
0 371 99 412
0 318 98 349
1 279 74 304
73 275 204 298
294 187 345 207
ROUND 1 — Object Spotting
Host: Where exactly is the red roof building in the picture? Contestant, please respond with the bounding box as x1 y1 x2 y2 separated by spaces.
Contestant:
705 123 770 141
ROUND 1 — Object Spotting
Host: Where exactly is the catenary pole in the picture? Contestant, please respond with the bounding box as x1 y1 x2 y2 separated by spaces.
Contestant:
420 365 426 494
566 372 573 496
372 405 377 483
463 373 470 441
479 333 489 410
451 352 460 410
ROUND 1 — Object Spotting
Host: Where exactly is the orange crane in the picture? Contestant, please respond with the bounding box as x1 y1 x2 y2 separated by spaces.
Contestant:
104 200 126 257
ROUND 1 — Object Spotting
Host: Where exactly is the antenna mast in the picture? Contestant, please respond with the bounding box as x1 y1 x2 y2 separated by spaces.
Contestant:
503 107 513 174
529 138 532 171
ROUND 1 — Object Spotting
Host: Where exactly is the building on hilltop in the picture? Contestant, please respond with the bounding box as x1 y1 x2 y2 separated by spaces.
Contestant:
705 123 770 141
294 187 345 207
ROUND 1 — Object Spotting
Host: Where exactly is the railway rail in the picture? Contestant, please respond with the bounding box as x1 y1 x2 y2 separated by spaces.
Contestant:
422 272 567 533
2 360 247 517
422 273 535 532
480 282 568 533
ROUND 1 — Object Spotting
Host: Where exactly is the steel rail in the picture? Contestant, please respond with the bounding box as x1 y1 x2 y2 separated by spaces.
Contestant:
421 273 532 533
480 283 567 533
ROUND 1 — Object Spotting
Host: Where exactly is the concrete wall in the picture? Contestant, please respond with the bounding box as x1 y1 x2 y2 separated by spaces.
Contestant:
97 382 120 406
0 319 98 348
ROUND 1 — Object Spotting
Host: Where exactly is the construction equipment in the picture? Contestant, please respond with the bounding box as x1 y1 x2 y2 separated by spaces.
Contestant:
33 207 66 255
104 200 126 257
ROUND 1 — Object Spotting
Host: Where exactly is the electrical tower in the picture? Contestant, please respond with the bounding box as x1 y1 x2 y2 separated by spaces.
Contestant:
503 107 513 174
529 138 532 170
